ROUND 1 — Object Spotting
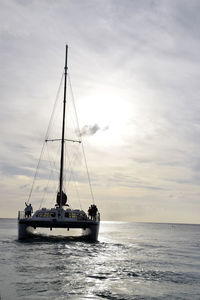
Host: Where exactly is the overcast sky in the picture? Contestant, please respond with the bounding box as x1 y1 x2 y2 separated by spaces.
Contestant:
1 0 200 223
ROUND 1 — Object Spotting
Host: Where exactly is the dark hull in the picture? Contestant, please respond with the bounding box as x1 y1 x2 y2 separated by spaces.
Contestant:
18 218 100 241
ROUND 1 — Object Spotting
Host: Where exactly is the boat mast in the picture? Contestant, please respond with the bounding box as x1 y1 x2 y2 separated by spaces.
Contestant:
59 44 68 209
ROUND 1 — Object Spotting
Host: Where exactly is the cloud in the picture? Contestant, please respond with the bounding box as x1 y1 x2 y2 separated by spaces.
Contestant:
80 124 100 136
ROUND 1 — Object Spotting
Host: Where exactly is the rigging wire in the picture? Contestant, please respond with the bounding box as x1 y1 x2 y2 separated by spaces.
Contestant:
39 171 51 210
27 142 47 204
39 143 60 209
27 70 95 208
64 143 83 210
47 143 61 208
46 72 64 140
27 72 64 205
68 73 95 204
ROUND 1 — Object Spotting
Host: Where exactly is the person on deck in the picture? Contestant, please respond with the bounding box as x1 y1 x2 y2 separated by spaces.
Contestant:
91 205 98 220
88 205 98 220
24 203 33 218
88 206 92 219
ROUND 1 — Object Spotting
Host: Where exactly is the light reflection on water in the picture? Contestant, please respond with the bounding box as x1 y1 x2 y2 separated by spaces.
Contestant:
0 220 200 299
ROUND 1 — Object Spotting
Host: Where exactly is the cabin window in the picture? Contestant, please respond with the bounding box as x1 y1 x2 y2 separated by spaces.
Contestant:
37 212 56 218
65 212 78 218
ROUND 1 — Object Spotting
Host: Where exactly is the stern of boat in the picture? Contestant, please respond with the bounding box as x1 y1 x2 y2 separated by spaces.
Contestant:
18 211 34 239
84 212 100 241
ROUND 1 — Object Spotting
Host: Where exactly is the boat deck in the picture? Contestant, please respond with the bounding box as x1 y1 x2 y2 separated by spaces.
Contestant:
18 218 99 229
18 210 100 230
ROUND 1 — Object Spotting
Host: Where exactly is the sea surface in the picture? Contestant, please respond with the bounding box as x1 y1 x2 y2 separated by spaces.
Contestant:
0 219 200 300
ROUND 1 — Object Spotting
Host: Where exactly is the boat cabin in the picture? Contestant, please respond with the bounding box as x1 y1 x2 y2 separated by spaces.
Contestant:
32 207 88 221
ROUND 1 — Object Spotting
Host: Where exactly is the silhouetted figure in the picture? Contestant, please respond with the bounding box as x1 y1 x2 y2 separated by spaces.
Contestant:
88 206 92 219
88 205 98 220
24 203 33 218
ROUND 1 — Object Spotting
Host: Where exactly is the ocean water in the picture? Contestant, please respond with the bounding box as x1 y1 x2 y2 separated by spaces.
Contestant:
0 220 200 300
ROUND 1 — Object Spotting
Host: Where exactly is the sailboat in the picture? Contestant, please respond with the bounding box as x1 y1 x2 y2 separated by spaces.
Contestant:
18 45 100 241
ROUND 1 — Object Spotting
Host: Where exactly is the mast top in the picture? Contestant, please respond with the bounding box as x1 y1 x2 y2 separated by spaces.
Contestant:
64 45 68 70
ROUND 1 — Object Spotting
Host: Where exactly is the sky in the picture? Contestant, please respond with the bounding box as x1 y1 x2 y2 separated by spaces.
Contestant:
1 0 200 223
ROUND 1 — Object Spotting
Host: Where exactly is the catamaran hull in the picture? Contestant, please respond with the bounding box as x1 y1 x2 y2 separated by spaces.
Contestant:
18 223 35 239
84 223 99 241
18 219 100 241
